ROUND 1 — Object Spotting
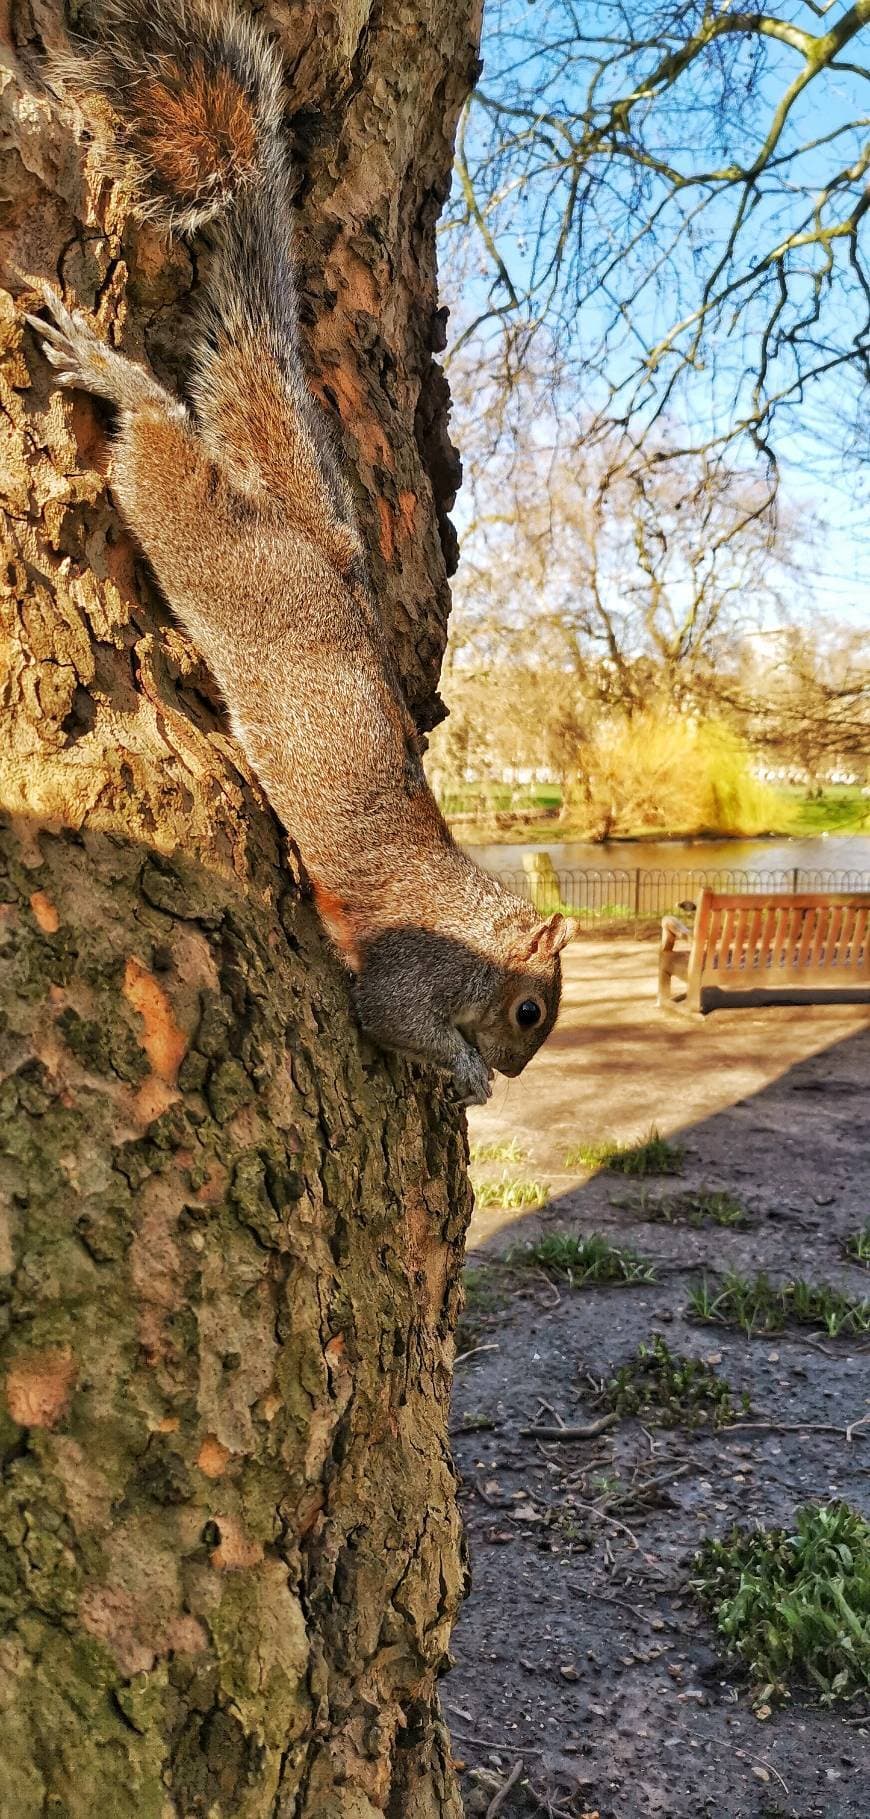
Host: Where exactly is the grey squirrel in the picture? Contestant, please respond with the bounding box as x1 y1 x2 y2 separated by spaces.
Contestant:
28 0 577 1105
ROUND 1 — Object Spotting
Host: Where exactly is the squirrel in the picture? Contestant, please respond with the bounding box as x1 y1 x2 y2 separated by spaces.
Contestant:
27 0 578 1106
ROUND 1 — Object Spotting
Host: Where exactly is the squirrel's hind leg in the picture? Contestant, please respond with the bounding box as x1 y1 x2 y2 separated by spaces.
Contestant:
27 291 185 421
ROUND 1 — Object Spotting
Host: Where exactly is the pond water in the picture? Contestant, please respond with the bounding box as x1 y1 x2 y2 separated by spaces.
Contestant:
464 831 870 880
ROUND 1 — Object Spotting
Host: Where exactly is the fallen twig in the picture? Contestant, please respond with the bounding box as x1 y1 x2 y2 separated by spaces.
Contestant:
571 1585 682 1630
454 1342 500 1367
485 1758 524 1818
448 1728 542 1756
571 1497 644 1553
752 1760 789 1796
520 1413 619 1440
719 1418 869 1442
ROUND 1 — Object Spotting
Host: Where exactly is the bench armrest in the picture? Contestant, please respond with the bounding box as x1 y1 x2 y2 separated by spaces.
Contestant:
660 915 691 951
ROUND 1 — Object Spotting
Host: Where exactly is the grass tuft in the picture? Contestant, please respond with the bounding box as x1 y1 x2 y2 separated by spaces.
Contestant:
694 1502 870 1704
844 1226 870 1267
469 1136 527 1166
566 1126 684 1177
603 1333 750 1428
613 1186 747 1228
689 1270 870 1338
506 1230 656 1285
472 1173 550 1210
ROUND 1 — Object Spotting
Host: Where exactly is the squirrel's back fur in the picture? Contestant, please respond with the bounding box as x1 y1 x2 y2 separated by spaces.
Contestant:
33 0 576 1104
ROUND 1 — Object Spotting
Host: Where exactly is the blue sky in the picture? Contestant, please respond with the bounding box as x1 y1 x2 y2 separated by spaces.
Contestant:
439 0 870 628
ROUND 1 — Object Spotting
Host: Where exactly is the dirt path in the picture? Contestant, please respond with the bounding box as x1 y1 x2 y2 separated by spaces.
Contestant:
449 940 870 1819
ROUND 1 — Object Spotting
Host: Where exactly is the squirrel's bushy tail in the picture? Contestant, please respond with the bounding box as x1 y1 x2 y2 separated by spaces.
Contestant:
73 0 360 568
76 0 285 233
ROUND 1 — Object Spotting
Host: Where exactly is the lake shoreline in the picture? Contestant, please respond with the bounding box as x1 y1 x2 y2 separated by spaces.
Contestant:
460 826 870 880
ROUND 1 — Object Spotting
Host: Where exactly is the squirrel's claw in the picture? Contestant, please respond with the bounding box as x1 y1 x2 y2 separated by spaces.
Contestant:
26 288 172 416
451 1044 493 1108
26 290 115 395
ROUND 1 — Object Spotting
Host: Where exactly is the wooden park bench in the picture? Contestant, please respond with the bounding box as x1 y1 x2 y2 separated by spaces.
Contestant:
658 889 870 1014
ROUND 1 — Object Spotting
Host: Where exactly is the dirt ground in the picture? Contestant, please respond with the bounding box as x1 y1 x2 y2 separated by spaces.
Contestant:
448 939 870 1819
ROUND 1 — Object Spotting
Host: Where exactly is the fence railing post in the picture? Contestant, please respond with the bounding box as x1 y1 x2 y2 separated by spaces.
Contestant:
489 863 866 933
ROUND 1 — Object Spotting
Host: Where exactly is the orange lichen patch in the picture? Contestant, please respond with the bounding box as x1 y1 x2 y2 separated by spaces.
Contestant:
340 251 380 315
123 955 187 1082
0 1200 13 1275
80 1584 156 1677
210 1515 264 1571
377 496 396 564
29 889 59 933
154 1415 180 1434
324 1333 346 1367
377 490 418 564
315 361 393 469
5 1345 76 1428
80 1585 207 1677
296 1487 325 1539
135 61 256 198
197 1434 231 1479
405 1197 449 1322
165 1613 209 1656
12 821 48 868
133 1075 179 1126
256 1390 282 1422
190 1158 229 1206
398 489 417 539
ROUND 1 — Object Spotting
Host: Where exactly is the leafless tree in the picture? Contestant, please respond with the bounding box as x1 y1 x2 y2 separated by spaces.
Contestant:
446 1 870 467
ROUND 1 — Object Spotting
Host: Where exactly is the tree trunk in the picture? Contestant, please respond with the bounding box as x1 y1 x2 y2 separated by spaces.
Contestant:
0 3 482 1813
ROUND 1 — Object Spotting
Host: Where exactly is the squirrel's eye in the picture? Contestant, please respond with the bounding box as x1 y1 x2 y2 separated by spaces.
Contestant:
515 998 543 1029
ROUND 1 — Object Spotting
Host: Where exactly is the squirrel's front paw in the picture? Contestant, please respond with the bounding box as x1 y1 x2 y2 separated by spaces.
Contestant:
450 1045 493 1108
26 290 160 413
27 291 116 393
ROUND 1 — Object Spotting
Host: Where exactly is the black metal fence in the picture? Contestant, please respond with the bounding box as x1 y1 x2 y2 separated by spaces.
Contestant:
490 865 870 932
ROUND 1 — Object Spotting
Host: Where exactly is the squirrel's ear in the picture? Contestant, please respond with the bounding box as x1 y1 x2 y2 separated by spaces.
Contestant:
517 913 579 961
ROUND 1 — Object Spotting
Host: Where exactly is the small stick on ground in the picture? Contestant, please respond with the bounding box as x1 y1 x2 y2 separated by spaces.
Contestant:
719 1418 869 1441
485 1758 524 1818
454 1343 500 1367
449 1729 542 1756
520 1413 619 1440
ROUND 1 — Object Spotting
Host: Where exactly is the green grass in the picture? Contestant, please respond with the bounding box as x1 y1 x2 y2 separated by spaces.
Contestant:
469 1136 527 1166
566 1126 685 1177
603 1334 750 1428
613 1186 747 1228
786 786 870 837
472 1172 550 1211
694 1502 870 1704
689 1270 870 1338
506 1230 656 1285
844 1226 870 1266
455 1265 506 1353
442 781 870 841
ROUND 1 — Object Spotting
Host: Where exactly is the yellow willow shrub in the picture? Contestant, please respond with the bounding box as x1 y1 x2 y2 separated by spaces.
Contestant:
575 714 779 838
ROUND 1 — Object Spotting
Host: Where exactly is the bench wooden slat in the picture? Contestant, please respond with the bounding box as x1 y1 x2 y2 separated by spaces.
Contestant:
659 888 870 1013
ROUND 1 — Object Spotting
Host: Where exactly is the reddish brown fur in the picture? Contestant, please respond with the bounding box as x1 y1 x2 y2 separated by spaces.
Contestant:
203 339 361 573
311 885 361 970
135 60 256 199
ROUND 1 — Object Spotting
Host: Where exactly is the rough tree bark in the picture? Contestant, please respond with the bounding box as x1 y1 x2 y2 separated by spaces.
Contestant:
0 2 482 1813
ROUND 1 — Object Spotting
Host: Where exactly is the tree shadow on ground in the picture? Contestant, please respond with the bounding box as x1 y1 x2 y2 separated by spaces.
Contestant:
450 1017 870 1819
